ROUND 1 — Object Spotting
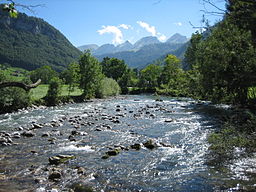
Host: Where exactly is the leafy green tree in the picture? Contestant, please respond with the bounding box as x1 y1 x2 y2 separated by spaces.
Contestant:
61 62 80 94
101 57 127 81
118 68 139 93
184 32 203 69
139 64 161 89
159 54 182 85
196 20 256 104
79 51 103 99
45 77 62 106
30 65 58 84
226 0 256 46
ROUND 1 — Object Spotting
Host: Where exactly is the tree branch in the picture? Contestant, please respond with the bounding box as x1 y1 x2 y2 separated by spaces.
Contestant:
0 79 41 91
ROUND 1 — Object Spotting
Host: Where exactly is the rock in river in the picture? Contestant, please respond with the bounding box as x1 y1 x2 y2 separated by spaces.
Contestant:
22 131 35 137
143 139 158 150
49 154 76 165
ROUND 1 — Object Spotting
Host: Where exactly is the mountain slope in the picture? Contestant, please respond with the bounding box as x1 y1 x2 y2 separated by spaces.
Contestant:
77 44 99 52
95 43 185 69
0 10 81 71
134 36 160 49
166 33 188 44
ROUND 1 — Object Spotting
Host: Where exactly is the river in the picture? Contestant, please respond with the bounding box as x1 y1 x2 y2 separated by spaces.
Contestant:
0 95 254 192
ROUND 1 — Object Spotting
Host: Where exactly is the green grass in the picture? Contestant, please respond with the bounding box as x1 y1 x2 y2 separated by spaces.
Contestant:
30 84 83 100
0 65 29 81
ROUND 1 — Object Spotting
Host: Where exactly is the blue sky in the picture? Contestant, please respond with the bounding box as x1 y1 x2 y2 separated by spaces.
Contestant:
12 0 225 47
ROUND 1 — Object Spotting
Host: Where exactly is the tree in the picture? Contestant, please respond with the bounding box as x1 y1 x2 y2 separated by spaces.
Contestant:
30 65 58 84
159 54 182 85
226 0 256 46
45 77 63 106
184 32 203 69
61 62 80 94
139 64 161 89
101 57 127 81
196 20 256 104
79 51 103 99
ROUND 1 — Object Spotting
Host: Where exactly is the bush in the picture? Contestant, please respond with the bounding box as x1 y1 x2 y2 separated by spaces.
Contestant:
44 77 62 106
96 77 121 98
0 87 31 113
0 71 31 113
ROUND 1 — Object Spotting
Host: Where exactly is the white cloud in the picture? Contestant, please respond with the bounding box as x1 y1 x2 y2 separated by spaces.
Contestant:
174 22 183 26
137 21 157 36
119 24 132 30
137 21 167 42
97 25 123 44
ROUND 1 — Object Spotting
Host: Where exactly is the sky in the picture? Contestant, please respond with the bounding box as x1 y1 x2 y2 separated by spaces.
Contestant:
11 0 225 47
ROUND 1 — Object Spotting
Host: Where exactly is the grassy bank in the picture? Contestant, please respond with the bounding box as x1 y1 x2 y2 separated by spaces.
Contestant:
206 107 256 166
30 84 83 101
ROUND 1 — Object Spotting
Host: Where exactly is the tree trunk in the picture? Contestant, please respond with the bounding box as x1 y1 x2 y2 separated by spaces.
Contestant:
0 79 41 91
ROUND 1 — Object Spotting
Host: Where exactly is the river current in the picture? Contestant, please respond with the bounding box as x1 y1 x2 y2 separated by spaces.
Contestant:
0 95 254 191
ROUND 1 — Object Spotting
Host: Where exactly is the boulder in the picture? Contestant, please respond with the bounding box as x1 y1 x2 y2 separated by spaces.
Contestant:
143 139 157 150
130 143 141 150
22 131 35 137
49 154 76 165
48 171 61 181
165 119 174 123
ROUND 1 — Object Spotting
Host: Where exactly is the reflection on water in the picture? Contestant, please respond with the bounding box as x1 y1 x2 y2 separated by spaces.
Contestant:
0 95 255 191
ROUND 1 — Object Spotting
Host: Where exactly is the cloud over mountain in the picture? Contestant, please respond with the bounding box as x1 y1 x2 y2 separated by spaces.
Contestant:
137 21 166 42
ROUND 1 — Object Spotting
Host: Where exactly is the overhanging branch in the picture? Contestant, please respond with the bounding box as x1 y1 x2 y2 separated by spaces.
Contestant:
0 79 41 91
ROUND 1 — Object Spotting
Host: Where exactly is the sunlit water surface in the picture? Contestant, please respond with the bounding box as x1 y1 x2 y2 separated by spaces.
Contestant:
0 95 255 191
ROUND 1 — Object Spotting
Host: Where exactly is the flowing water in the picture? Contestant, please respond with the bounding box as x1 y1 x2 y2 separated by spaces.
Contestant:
0 95 255 192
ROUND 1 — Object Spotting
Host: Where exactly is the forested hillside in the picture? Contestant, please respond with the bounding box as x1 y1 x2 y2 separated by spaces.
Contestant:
0 8 81 71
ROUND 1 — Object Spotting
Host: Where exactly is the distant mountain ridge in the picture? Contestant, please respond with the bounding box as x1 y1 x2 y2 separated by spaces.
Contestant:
78 33 189 69
0 9 81 71
78 33 188 55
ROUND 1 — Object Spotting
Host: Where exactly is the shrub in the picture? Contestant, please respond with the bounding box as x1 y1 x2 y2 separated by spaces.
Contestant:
0 71 31 113
44 77 62 106
96 77 121 98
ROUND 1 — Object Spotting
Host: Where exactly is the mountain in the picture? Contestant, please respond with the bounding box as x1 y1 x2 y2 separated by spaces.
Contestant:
95 43 185 69
116 41 134 52
134 36 160 49
93 44 116 55
166 33 188 44
77 44 99 52
79 34 189 69
0 9 81 71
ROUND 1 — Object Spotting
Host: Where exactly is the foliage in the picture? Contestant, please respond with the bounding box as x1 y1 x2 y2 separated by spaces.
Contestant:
226 0 256 46
139 64 161 89
60 62 80 94
0 70 31 113
30 65 58 84
101 57 127 81
79 51 103 99
0 11 81 71
118 68 139 94
2 2 18 18
183 32 202 70
196 20 256 104
44 77 62 106
95 77 121 98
